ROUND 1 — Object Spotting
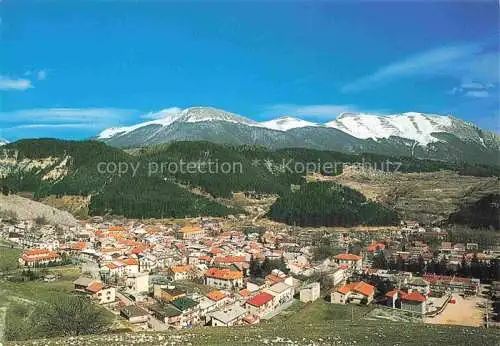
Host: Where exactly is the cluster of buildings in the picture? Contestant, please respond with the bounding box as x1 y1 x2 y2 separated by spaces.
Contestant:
1 216 496 328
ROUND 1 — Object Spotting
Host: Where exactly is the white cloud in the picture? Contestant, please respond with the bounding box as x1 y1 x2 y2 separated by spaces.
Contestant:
448 77 497 98
341 43 498 93
141 107 182 119
460 81 486 89
0 107 136 123
36 69 48 80
13 123 99 129
0 107 139 136
0 75 33 91
465 90 489 98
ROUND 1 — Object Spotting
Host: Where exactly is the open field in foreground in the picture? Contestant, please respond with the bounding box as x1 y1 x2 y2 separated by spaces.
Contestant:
6 299 499 346
425 294 486 327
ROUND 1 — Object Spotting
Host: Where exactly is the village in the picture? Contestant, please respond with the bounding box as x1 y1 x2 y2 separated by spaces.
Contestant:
1 215 499 333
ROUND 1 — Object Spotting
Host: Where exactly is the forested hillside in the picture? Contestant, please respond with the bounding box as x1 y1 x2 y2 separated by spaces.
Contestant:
0 139 239 218
268 182 399 227
1 139 498 221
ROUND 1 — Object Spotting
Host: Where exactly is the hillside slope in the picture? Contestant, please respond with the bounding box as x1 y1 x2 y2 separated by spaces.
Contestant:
0 194 78 226
323 166 499 226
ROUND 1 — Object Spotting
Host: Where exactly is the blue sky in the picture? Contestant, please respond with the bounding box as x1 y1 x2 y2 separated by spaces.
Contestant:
1 0 499 141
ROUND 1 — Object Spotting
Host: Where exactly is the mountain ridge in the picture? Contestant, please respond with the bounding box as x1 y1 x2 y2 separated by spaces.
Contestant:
97 107 500 166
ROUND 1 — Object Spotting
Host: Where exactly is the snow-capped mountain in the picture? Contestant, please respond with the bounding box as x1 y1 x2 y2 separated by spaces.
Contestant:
97 110 183 139
97 106 500 166
177 107 258 125
325 112 454 145
260 116 318 131
0 139 9 146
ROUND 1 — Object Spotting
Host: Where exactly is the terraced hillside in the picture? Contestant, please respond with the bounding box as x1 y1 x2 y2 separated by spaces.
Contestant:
322 166 499 225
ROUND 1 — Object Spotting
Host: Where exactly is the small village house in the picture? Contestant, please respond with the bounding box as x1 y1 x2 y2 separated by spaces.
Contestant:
204 268 244 290
386 289 427 314
331 281 375 305
125 272 149 294
153 285 186 302
210 304 247 327
300 282 321 303
264 282 294 309
245 291 274 318
73 277 116 304
169 265 194 281
120 305 149 324
333 253 362 271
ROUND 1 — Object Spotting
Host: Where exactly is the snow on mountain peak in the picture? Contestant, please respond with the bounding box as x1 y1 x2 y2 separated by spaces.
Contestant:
97 110 183 139
326 112 454 145
0 139 9 146
259 116 318 131
178 107 258 125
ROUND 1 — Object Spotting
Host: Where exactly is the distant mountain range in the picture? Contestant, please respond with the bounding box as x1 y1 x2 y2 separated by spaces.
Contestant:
97 107 500 166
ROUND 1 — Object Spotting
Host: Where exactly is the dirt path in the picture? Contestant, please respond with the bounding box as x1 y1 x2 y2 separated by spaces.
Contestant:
424 294 484 327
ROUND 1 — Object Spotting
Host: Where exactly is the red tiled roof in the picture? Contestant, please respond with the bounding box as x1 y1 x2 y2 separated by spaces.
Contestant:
239 289 251 297
400 291 426 302
22 249 59 262
170 265 193 273
334 253 362 261
214 256 247 264
122 258 139 266
367 242 385 252
71 242 88 250
385 290 398 298
205 268 243 280
199 255 212 262
265 274 284 284
246 292 274 307
130 247 147 255
206 290 225 301
336 281 375 297
86 281 104 293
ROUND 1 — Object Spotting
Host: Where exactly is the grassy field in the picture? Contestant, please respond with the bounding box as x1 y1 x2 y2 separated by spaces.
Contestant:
0 246 21 272
0 265 119 342
6 299 500 345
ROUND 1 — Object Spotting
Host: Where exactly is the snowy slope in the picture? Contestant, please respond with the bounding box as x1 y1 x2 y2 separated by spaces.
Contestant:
177 107 258 125
259 116 318 131
97 110 183 139
0 139 9 146
325 112 453 145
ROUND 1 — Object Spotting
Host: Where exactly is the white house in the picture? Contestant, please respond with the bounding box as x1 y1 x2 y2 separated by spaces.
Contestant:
300 282 320 303
210 304 247 327
264 282 294 309
125 272 149 293
331 281 375 305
